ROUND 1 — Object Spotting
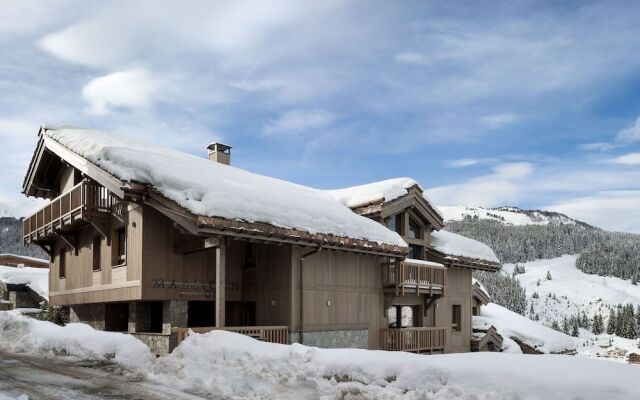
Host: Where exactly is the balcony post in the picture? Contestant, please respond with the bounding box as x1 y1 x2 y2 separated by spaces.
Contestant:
215 238 226 327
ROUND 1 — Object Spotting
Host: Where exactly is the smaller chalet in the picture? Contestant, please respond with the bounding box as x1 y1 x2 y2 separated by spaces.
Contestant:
0 253 49 269
0 264 48 310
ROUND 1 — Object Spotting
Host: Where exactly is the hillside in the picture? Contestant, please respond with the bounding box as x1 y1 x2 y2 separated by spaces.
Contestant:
443 206 640 280
0 217 47 259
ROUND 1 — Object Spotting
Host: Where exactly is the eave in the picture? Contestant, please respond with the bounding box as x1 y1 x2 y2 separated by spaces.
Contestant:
426 248 501 272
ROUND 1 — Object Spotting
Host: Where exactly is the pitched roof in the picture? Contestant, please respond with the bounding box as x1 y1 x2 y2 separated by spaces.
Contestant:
431 230 500 264
29 126 406 253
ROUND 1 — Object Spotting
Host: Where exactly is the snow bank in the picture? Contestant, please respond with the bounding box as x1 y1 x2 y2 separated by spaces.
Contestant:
0 265 49 300
475 303 578 354
431 230 500 263
43 127 404 247
148 330 639 400
0 311 153 369
326 177 443 217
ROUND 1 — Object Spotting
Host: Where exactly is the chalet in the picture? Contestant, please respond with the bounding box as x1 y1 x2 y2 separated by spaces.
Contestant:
0 253 49 268
21 125 500 355
0 264 48 310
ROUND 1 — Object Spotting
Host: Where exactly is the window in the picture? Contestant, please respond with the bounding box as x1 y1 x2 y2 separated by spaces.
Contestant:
243 242 256 269
112 227 127 266
387 305 416 328
408 218 422 239
58 248 66 279
452 305 462 332
409 244 424 260
92 236 102 271
386 214 404 235
472 306 479 316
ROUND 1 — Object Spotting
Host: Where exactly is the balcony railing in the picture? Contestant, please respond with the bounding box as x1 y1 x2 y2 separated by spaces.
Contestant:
172 326 289 346
23 180 115 244
380 327 447 352
382 260 447 296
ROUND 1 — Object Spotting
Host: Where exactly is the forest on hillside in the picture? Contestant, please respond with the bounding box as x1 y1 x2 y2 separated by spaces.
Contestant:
0 217 47 259
446 216 640 281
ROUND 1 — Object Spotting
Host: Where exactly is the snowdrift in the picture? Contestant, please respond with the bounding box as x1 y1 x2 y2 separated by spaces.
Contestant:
0 311 153 369
0 265 49 300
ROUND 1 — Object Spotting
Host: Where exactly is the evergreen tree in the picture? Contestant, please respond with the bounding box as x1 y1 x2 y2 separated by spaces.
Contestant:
562 316 570 334
546 270 552 280
592 313 603 335
571 320 579 337
551 320 560 331
607 309 617 335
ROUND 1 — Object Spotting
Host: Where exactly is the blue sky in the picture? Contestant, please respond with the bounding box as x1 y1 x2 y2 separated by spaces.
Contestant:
2 0 640 232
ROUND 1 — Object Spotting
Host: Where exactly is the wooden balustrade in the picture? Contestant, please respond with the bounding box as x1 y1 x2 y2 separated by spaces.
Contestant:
23 180 116 244
382 260 447 296
172 326 289 346
380 327 447 352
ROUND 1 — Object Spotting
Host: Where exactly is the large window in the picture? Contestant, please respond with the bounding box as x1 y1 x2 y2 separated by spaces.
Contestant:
386 214 404 235
58 248 66 279
408 218 422 239
112 227 127 266
409 244 424 260
92 236 102 271
387 305 416 328
452 305 462 332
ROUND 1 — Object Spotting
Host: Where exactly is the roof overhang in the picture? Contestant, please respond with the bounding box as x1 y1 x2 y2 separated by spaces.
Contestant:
426 248 501 272
473 283 491 305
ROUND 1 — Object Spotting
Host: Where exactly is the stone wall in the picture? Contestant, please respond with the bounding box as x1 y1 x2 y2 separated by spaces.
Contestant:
9 291 40 309
290 329 369 349
131 333 171 357
69 303 106 330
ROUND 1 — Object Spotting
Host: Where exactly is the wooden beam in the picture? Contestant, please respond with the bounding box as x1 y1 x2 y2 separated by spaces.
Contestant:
89 219 111 245
215 238 226 327
56 232 78 256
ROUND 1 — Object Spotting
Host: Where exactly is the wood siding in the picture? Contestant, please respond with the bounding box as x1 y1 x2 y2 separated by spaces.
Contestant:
434 266 472 353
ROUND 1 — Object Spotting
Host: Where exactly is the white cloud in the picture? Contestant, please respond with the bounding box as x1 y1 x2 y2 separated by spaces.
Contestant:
612 152 640 165
82 69 159 115
480 113 518 129
446 158 499 168
546 191 640 233
394 52 429 65
264 109 336 136
427 162 534 207
615 116 640 144
578 142 617 151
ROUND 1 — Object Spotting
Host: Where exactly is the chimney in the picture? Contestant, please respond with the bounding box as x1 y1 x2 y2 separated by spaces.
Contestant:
207 142 232 165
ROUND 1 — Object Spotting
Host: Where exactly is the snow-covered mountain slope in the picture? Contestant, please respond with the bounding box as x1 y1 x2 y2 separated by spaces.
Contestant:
503 255 640 321
439 205 586 226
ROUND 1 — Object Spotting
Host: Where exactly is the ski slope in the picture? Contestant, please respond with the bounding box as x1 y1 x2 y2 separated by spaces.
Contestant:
439 205 578 226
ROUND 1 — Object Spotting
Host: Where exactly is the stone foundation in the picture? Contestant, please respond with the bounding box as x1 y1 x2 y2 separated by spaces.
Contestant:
131 333 171 356
291 329 369 349
69 304 106 330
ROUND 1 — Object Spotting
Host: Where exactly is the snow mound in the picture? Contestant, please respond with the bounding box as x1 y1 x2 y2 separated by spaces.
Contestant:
0 312 153 369
43 126 404 247
475 303 578 354
148 329 640 400
431 230 500 263
326 177 443 218
0 265 49 300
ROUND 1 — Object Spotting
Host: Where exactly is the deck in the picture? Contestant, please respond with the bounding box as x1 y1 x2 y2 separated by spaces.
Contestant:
382 260 447 296
380 327 447 353
172 326 289 346
23 179 115 245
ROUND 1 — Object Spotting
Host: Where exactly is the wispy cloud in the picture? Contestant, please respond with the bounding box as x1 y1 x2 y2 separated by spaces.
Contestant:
264 108 336 136
479 113 518 129
612 152 640 165
445 158 499 168
82 69 160 115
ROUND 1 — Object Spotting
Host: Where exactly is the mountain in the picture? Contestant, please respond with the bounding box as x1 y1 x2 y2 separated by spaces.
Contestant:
440 205 590 227
0 216 48 259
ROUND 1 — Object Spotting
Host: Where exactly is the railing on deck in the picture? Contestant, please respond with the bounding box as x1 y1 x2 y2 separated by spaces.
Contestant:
23 179 115 243
172 326 289 346
382 260 447 295
380 327 447 352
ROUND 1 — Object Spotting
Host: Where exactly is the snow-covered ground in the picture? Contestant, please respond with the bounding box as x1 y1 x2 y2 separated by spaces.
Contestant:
502 255 640 360
0 265 49 300
1 311 640 400
439 205 576 226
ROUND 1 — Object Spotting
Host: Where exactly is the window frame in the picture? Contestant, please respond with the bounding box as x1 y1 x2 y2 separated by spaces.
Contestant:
452 304 462 332
58 248 66 279
92 236 102 271
112 227 127 267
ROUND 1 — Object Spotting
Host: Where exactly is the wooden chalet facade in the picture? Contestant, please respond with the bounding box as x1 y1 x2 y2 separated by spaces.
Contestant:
21 125 500 355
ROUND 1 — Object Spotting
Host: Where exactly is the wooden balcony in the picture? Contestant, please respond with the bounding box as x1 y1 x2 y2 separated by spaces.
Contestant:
380 327 447 353
172 326 289 346
382 259 447 296
23 180 115 245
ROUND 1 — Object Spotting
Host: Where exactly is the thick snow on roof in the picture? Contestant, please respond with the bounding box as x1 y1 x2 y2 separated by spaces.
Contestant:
0 265 48 299
0 253 49 264
325 178 443 218
431 230 499 263
474 303 578 354
472 277 491 300
43 127 405 247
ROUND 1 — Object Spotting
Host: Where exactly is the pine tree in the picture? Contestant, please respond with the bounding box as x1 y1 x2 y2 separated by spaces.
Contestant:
562 316 570 334
592 313 603 335
607 309 616 335
551 320 560 331
571 320 579 337
546 270 552 280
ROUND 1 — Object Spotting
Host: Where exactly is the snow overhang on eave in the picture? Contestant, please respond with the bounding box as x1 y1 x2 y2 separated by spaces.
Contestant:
426 248 501 272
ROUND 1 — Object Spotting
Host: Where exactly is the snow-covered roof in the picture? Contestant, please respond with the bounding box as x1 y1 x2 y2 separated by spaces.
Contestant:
325 177 443 218
404 258 445 269
42 126 406 248
0 254 49 264
472 278 491 302
431 230 499 264
0 265 48 300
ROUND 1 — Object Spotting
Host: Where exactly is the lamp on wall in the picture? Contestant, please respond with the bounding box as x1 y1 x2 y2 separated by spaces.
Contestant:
327 300 331 307
270 299 276 307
